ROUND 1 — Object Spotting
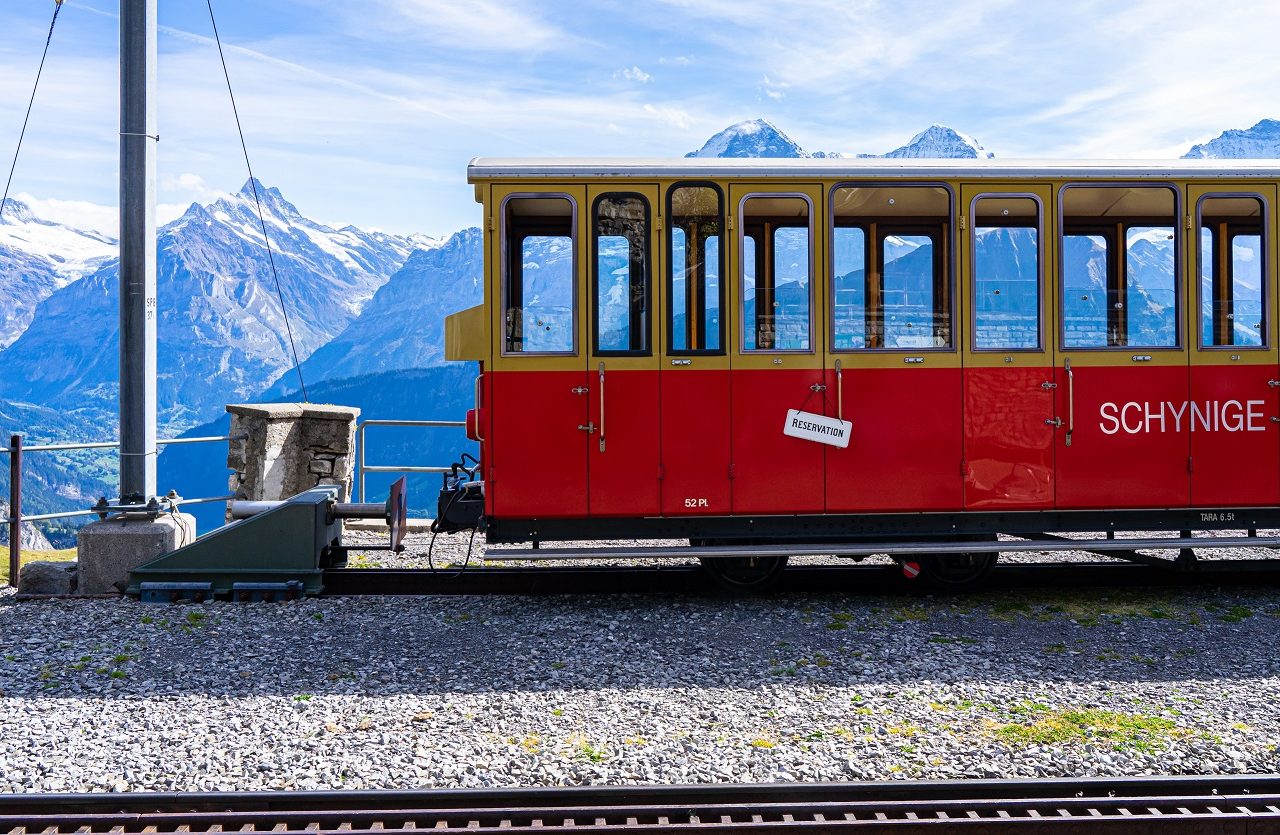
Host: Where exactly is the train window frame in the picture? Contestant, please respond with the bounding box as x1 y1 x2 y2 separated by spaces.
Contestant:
666 181 726 356
499 192 580 358
737 191 816 354
828 181 956 354
968 192 1046 353
1056 182 1183 353
590 191 653 357
1195 191 1270 351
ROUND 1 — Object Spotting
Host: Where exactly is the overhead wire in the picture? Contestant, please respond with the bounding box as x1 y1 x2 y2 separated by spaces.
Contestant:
1 0 65 222
204 0 309 402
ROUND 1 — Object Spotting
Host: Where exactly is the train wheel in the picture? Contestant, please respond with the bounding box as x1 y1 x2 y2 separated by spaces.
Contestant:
914 551 998 591
700 555 789 592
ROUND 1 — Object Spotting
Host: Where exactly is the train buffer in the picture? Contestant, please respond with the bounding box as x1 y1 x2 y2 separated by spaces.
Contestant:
125 477 407 602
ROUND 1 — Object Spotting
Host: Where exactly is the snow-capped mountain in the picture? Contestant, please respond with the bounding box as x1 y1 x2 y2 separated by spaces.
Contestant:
0 198 115 348
1183 119 1280 159
863 125 994 159
686 119 810 158
266 227 480 395
0 178 420 432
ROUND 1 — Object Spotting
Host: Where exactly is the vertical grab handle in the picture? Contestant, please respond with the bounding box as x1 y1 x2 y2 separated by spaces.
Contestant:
835 359 843 422
1065 357 1074 447
473 373 484 443
598 362 606 452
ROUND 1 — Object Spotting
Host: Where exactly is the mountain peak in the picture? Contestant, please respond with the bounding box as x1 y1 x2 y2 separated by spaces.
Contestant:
0 197 37 224
235 177 301 217
1182 118 1280 159
873 125 994 159
686 118 807 158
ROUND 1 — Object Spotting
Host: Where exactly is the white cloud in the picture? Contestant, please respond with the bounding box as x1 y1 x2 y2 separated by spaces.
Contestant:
14 193 117 236
642 104 694 131
617 66 652 83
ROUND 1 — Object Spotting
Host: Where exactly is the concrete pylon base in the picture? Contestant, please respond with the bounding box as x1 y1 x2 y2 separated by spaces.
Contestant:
77 513 197 595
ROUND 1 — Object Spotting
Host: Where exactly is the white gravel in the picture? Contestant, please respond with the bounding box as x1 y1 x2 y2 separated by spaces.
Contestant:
2 554 1279 792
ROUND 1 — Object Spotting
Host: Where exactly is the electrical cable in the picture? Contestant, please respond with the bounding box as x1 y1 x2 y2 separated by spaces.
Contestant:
204 0 308 402
1 0 64 222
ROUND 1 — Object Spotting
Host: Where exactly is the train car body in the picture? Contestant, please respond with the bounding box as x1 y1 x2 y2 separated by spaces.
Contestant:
443 158 1280 583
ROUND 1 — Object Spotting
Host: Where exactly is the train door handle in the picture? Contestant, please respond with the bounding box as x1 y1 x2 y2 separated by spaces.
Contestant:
578 422 596 434
835 359 843 421
1268 380 1280 389
597 363 606 452
571 386 588 395
1064 358 1074 447
1045 417 1063 428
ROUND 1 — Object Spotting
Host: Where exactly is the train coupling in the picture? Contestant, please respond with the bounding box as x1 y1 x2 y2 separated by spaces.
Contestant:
433 452 484 533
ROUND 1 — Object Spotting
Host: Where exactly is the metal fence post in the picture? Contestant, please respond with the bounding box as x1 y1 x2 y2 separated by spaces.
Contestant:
8 435 20 588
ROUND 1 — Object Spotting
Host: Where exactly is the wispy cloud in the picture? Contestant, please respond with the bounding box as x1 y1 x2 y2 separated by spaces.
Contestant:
617 66 652 83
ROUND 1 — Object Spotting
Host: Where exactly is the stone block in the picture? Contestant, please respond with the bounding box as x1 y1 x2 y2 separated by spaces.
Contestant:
308 458 334 476
17 561 78 595
77 513 197 595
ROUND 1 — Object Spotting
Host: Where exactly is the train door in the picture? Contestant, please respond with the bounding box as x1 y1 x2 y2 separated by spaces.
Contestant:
1054 183 1189 509
488 186 588 518
586 184 662 517
961 186 1055 509
660 182 731 516
825 183 963 511
1188 185 1280 506
728 183 826 514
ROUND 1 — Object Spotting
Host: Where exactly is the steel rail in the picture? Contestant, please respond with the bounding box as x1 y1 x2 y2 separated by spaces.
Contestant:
488 535 1280 562
320 559 1280 597
2 775 1280 831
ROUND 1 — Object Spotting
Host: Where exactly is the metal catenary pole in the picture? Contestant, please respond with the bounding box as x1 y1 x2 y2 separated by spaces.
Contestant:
7 435 20 587
119 0 158 503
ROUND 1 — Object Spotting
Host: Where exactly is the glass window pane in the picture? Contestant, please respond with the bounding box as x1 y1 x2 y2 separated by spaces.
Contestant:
1062 234 1109 348
832 227 867 349
503 196 575 354
973 197 1040 350
883 234 938 348
772 226 811 350
830 185 951 351
1200 195 1266 348
594 194 649 354
668 185 722 353
1126 226 1177 347
741 195 811 352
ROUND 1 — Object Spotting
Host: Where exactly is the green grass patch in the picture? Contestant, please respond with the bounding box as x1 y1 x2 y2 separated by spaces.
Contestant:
995 709 1189 751
0 545 77 586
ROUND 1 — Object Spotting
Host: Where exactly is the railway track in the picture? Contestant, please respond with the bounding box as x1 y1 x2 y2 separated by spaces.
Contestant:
3 775 1280 832
321 559 1280 596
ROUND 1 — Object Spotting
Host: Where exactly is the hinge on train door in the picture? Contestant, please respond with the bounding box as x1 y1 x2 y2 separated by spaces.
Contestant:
959 215 967 231
1187 456 1194 473
960 458 967 478
655 215 663 231
1184 214 1193 231
658 464 664 481
728 463 736 479
487 216 495 231
726 215 734 231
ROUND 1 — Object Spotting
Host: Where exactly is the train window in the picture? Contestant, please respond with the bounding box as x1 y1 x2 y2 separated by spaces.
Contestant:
831 185 951 350
668 184 723 354
593 193 650 355
972 196 1041 350
503 195 575 354
1199 195 1266 348
741 194 812 351
1061 185 1178 349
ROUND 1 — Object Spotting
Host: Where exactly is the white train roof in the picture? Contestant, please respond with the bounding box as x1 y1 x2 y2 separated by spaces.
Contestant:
469 157 1280 181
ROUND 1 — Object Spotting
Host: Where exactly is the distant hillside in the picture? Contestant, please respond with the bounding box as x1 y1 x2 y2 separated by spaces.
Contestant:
1183 119 1280 158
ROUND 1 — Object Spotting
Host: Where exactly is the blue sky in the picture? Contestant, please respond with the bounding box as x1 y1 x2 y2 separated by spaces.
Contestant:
1 0 1277 237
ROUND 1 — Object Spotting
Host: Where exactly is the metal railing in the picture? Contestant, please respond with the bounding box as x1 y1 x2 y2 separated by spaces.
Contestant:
356 419 466 502
3 433 243 587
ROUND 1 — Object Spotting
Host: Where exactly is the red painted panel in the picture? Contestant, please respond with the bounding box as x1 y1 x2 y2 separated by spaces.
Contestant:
964 367 1054 509
1054 365 1188 509
488 370 587 518
731 369 826 515
1190 364 1280 506
826 368 963 512
588 368 661 517
661 370 731 516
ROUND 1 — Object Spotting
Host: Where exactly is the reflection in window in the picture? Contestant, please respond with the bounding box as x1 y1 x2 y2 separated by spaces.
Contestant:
593 194 649 354
1200 195 1266 347
668 185 722 353
972 197 1040 350
742 195 811 351
830 186 951 350
1060 186 1178 349
504 196 575 354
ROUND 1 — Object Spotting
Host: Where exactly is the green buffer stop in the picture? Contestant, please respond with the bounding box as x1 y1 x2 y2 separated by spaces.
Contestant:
126 478 406 601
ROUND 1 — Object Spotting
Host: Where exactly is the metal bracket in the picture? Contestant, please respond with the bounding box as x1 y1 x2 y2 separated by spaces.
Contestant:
578 422 596 434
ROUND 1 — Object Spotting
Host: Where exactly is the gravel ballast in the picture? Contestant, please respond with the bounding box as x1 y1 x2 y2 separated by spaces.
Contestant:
1 534 1278 792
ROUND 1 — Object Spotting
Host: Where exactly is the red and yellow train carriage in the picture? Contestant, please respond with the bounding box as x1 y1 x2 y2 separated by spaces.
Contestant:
443 158 1280 588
